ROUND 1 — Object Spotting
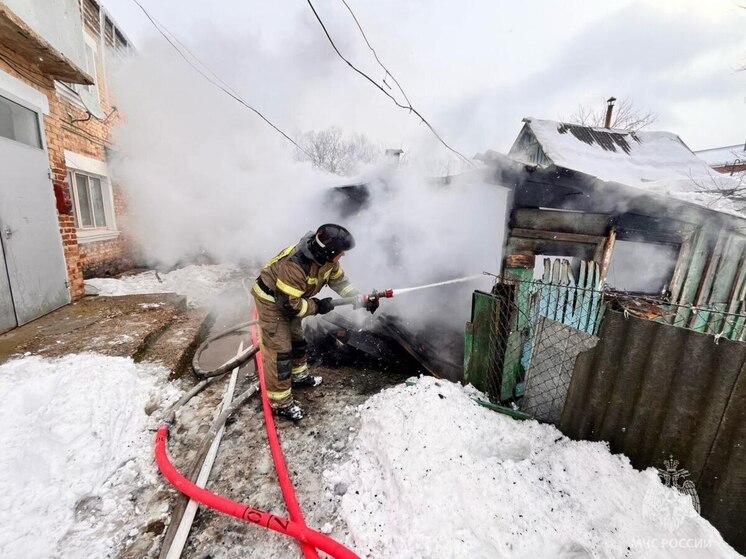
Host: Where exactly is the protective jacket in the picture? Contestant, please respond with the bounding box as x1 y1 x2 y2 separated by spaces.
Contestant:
253 233 357 317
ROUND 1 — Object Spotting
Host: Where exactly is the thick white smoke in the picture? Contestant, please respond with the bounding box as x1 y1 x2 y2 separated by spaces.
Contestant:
108 37 507 343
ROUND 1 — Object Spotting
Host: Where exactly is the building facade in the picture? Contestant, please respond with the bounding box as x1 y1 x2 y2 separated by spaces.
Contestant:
0 0 133 334
695 143 746 175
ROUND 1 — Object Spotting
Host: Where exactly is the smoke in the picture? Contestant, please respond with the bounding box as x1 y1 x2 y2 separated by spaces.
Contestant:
338 163 504 330
108 34 507 349
109 40 334 268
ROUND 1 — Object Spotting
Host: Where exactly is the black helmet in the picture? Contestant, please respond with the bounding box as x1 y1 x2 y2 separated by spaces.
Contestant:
307 224 355 263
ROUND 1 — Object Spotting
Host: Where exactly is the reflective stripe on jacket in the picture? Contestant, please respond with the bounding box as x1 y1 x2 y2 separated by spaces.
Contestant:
256 234 356 317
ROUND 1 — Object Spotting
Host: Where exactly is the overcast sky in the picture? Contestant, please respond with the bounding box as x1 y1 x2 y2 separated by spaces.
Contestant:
102 0 745 158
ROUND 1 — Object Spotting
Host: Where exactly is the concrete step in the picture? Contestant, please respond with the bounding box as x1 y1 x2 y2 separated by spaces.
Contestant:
136 307 214 378
0 294 190 364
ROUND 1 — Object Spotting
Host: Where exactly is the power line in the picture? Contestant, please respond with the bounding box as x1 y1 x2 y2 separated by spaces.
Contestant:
0 51 49 89
141 11 243 100
131 0 311 157
339 0 411 108
306 0 472 165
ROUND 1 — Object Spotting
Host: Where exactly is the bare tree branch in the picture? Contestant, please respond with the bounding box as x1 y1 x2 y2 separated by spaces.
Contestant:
567 97 657 131
295 127 380 176
688 167 746 211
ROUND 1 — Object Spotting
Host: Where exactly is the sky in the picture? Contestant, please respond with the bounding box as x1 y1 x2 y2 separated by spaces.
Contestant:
101 0 745 160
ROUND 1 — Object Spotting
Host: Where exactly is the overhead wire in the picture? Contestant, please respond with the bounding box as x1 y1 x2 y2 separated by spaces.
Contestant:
136 7 242 100
0 51 50 90
339 0 412 108
130 0 311 158
306 0 473 165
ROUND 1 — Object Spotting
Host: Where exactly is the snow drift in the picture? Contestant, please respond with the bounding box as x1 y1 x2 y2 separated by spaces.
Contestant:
0 354 179 559
85 263 241 308
326 377 739 558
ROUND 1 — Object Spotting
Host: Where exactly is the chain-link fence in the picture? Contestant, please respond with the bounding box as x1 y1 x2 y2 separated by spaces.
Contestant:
475 275 605 422
472 272 746 424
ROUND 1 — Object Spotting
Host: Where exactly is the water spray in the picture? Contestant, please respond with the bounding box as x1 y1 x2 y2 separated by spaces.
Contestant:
330 274 483 309
390 274 484 295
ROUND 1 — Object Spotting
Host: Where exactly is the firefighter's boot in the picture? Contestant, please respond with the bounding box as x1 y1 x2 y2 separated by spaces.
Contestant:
292 373 323 388
272 400 305 421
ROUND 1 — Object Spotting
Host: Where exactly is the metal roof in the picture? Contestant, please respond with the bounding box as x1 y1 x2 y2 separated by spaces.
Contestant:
694 144 746 167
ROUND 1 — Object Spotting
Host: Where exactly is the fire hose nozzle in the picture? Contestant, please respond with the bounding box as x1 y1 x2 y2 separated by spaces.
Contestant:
331 288 394 309
360 289 394 303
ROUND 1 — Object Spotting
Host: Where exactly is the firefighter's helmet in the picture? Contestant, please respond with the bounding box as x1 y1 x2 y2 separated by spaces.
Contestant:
308 224 355 263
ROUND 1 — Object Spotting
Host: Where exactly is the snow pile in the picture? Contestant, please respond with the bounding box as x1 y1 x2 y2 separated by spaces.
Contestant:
0 354 179 559
327 377 739 558
85 263 241 307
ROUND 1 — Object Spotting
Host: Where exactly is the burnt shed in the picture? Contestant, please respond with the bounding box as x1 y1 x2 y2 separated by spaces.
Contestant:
488 118 746 321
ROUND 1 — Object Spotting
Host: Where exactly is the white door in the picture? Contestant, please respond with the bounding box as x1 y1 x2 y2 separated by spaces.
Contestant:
0 93 70 329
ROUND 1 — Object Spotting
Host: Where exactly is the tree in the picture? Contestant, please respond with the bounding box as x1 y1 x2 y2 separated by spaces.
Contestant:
295 127 380 176
690 165 746 212
568 97 657 131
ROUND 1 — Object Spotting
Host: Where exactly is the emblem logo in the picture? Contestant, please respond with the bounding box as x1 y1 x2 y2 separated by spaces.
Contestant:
642 455 701 532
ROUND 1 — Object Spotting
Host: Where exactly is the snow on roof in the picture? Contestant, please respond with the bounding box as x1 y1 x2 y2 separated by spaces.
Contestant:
512 118 744 218
694 144 746 167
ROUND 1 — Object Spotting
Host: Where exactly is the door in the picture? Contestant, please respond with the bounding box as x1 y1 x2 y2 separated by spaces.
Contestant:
0 93 70 328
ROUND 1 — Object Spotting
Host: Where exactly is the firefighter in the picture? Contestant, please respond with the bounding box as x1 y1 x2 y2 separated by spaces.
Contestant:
251 224 378 420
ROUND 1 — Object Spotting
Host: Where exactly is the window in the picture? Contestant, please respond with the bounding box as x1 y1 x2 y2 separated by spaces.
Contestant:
0 95 41 148
606 240 679 295
57 36 99 104
80 43 99 99
70 171 108 229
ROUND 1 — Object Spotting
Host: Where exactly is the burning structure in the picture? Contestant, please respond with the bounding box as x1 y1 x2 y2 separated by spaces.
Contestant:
308 179 491 382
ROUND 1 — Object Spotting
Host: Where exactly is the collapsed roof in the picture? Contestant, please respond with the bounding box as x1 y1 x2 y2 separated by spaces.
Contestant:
508 118 743 217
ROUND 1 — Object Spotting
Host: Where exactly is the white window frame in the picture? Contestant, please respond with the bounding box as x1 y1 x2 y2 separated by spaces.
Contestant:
0 68 49 154
0 68 49 116
55 33 99 107
64 151 119 243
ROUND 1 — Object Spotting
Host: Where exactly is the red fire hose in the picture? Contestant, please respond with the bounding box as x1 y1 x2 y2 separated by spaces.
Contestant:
154 426 356 558
153 308 358 558
250 309 320 559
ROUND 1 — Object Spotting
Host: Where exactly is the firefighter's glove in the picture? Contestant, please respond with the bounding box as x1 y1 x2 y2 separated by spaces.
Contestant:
313 297 334 315
365 297 379 314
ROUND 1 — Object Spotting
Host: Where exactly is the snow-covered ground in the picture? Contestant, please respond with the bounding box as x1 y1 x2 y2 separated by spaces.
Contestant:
85 264 243 307
326 377 740 558
0 354 179 559
0 353 738 558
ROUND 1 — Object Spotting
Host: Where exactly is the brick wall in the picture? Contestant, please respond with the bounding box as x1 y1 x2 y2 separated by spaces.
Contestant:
58 19 135 281
0 20 135 300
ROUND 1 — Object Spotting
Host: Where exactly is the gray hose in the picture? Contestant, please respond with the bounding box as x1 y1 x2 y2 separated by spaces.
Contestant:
162 377 215 424
192 319 259 378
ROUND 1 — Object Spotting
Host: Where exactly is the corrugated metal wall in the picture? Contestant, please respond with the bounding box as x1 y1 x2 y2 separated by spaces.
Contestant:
560 310 746 554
